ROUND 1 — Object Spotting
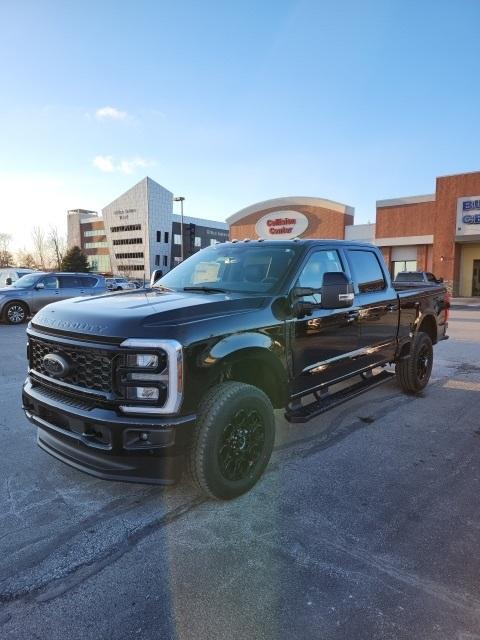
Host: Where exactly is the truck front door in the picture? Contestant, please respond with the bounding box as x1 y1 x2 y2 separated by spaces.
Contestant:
289 248 361 397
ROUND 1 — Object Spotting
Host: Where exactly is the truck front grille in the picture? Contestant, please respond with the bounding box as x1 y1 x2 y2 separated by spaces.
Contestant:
29 336 116 394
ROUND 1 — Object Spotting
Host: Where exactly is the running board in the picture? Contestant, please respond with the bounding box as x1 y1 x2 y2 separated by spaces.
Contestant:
285 370 395 424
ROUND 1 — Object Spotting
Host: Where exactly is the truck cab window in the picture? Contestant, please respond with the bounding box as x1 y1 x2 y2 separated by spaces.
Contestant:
297 250 343 289
347 250 386 293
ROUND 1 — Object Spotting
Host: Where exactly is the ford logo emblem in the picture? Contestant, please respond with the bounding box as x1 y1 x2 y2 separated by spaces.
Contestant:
42 353 71 378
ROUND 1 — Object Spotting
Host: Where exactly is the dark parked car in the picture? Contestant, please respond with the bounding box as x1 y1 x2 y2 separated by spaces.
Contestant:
394 271 444 288
23 241 449 499
0 272 107 324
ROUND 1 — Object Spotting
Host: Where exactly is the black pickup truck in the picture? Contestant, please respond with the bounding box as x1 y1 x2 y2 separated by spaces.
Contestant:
22 240 449 499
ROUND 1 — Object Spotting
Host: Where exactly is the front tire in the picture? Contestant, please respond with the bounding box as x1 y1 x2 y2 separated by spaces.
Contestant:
396 331 433 393
4 301 28 324
188 381 275 500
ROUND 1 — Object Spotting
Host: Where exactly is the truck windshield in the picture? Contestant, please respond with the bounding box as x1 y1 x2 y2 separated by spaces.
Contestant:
10 274 40 288
155 244 301 293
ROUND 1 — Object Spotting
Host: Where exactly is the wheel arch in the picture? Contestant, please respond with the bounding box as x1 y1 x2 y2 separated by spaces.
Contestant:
417 314 437 345
198 333 288 409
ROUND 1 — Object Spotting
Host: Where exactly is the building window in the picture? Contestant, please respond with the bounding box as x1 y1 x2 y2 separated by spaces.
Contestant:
114 252 144 260
156 231 161 242
194 236 202 248
85 241 108 249
392 260 417 278
174 234 182 245
88 254 111 273
83 230 106 237
155 255 160 266
118 264 145 272
164 231 169 243
163 255 168 266
110 224 141 233
112 238 143 246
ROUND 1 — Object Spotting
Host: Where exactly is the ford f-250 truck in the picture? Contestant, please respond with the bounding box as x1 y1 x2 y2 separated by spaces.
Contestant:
22 240 449 499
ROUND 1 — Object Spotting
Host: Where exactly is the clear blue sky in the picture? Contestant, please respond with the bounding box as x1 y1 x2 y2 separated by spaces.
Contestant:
1 0 480 248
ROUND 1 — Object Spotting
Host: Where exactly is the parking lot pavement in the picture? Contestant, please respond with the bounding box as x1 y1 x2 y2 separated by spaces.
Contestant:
1 304 480 640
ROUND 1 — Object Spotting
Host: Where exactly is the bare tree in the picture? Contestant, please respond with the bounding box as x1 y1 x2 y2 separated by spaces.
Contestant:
0 232 13 266
15 248 37 269
31 226 48 270
48 226 67 270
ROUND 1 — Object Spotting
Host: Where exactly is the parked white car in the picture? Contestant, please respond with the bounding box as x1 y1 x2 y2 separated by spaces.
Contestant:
105 277 136 291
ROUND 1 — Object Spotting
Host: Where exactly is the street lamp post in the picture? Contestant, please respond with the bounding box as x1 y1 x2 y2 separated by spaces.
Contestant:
173 196 185 262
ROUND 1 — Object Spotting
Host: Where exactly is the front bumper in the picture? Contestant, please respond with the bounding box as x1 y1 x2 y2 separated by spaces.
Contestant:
22 378 196 485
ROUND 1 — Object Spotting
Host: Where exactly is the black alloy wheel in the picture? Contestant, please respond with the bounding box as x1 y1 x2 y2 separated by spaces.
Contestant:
217 408 266 482
188 381 275 500
396 331 433 393
5 302 28 324
416 343 432 382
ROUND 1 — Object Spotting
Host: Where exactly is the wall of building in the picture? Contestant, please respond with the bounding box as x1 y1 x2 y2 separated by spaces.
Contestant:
459 244 480 296
102 178 153 278
433 172 480 292
146 178 174 276
228 197 354 241
376 200 436 238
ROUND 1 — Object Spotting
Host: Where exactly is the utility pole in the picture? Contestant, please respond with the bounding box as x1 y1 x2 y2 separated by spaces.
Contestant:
173 196 185 262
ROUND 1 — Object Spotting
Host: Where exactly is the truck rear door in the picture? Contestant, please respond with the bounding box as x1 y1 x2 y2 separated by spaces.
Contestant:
344 247 398 367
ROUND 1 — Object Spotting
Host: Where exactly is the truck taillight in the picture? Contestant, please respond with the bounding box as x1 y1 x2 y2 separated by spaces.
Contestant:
444 291 450 322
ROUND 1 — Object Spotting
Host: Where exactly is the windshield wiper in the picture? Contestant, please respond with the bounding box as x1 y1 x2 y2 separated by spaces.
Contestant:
152 284 174 292
183 286 228 293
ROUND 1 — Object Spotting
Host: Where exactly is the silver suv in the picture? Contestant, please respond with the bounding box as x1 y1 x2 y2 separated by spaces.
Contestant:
0 272 107 324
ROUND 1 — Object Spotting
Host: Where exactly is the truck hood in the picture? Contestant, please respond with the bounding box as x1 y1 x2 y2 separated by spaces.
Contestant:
31 288 269 340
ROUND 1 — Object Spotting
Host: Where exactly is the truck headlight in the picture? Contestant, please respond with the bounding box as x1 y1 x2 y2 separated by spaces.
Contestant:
125 353 159 368
126 386 160 401
118 339 183 415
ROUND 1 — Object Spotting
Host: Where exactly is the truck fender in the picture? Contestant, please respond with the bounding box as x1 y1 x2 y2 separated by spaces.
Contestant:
199 331 283 366
198 332 288 407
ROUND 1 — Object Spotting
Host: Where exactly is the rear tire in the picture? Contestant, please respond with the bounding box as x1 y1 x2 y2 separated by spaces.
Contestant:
396 331 433 393
188 381 275 500
4 301 28 324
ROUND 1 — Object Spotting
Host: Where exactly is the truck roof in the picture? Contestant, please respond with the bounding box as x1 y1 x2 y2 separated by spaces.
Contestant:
224 239 376 248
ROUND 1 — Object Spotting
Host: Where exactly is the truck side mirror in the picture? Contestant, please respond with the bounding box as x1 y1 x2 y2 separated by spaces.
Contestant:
150 269 163 287
35 282 45 290
437 277 444 283
321 272 354 309
5 277 12 286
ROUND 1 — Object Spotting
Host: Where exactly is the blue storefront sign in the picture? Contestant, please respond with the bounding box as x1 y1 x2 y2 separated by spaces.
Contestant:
463 213 480 224
463 200 480 212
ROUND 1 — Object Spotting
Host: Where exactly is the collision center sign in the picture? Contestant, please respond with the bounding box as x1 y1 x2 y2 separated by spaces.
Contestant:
457 196 480 236
255 211 309 240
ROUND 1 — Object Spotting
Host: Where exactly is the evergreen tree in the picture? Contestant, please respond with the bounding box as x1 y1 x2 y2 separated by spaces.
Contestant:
60 246 90 272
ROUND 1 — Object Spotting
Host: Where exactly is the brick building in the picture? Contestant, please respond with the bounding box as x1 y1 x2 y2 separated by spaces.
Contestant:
227 172 480 296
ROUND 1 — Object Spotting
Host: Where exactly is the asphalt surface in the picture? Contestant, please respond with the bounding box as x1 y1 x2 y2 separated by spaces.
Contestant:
1 301 480 639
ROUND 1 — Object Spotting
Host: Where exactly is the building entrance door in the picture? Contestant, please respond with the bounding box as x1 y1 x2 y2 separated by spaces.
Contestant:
473 260 480 296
